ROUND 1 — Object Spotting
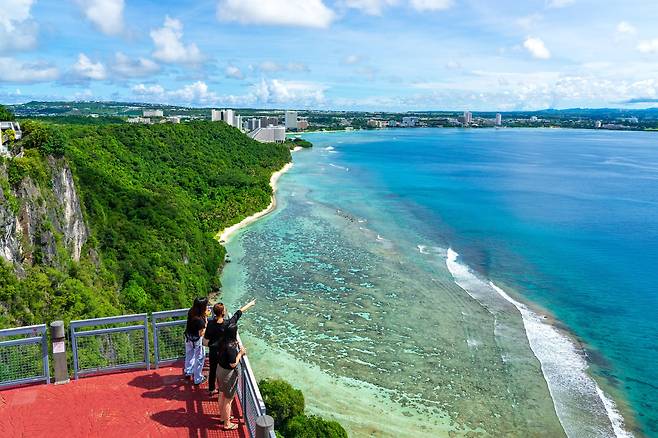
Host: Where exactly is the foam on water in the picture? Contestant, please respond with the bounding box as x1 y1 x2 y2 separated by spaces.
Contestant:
445 248 632 438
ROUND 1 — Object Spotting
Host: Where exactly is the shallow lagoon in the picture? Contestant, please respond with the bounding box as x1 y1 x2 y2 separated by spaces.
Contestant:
223 129 655 437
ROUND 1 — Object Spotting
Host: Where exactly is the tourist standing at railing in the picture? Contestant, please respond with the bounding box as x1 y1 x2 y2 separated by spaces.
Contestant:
204 300 256 397
183 297 209 385
216 299 255 430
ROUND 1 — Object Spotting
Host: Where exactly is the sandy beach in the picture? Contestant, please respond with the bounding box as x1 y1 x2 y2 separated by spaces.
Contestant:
216 161 293 244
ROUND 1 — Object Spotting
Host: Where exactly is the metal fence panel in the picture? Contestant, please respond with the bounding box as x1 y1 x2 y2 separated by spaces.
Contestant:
151 308 187 368
0 324 49 387
70 314 149 379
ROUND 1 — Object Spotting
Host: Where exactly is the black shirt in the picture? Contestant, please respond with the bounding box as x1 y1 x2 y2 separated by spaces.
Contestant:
204 310 242 351
218 343 239 370
185 316 205 341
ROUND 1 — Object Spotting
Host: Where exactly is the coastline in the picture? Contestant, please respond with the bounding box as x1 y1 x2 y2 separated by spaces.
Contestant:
216 161 293 244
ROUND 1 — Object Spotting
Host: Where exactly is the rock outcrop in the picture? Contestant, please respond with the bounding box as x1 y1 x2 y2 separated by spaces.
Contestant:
0 157 89 274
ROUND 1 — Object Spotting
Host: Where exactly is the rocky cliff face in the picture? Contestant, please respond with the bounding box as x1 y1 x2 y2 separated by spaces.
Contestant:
0 157 89 274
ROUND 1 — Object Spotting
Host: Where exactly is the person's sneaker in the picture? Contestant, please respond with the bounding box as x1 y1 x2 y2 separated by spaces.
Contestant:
194 376 207 386
183 374 191 380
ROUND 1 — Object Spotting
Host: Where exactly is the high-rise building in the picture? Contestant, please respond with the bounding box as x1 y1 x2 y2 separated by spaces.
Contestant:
402 117 418 127
285 111 298 130
211 109 222 122
234 114 242 131
223 109 235 127
495 113 502 126
463 111 472 124
260 116 278 127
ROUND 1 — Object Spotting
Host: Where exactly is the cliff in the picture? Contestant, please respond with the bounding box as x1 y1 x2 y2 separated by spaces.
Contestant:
0 156 88 275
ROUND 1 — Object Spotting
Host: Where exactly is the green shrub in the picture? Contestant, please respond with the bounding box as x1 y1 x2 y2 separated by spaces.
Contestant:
259 378 305 429
0 104 14 121
283 415 348 438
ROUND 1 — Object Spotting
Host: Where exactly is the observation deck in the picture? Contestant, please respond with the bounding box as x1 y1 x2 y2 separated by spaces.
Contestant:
0 310 271 438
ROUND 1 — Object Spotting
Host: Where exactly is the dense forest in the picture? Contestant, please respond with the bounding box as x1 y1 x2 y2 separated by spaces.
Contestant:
0 111 290 327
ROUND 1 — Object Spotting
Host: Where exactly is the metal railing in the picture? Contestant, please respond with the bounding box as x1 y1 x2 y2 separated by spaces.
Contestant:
0 324 49 387
70 313 150 379
238 349 273 438
152 308 187 368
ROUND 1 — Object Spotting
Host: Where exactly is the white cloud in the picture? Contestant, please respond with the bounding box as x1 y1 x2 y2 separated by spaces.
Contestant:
342 0 451 14
132 81 218 104
258 61 309 72
76 0 124 36
249 79 326 105
113 53 159 77
217 0 335 28
517 13 542 31
150 16 203 64
0 0 38 52
637 39 658 54
225 65 244 79
616 21 636 36
547 0 575 8
343 0 397 15
344 54 364 65
445 60 462 70
523 37 551 59
409 0 453 11
0 57 59 83
73 53 107 80
132 83 166 95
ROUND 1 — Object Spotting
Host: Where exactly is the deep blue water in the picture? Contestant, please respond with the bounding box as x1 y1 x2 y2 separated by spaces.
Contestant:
304 128 658 437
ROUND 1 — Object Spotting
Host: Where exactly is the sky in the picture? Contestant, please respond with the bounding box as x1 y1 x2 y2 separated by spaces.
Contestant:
1 0 658 111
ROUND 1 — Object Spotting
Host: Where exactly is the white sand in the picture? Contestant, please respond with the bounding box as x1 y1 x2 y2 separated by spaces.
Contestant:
216 162 293 244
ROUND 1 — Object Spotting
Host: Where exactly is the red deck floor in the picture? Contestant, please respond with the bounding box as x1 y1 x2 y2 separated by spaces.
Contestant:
0 364 249 438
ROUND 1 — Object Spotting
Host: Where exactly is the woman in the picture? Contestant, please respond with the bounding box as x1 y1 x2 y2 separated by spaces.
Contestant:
217 325 247 430
183 296 208 385
205 300 255 396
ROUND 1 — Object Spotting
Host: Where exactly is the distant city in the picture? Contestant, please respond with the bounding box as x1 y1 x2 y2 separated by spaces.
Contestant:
6 102 658 148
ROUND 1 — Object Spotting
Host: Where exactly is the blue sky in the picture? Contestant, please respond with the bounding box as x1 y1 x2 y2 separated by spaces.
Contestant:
1 0 658 110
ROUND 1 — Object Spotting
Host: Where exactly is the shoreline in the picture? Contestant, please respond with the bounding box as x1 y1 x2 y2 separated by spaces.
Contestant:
216 161 293 244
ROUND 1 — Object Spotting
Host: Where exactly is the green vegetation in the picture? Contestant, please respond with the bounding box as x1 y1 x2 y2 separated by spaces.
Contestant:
285 138 313 150
0 115 290 327
260 378 347 438
0 105 14 120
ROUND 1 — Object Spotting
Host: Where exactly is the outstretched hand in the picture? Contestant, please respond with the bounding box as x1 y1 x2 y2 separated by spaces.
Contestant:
241 299 256 312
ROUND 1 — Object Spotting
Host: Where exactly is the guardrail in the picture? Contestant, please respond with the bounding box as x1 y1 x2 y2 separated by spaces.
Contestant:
238 349 273 438
0 324 49 387
152 308 187 368
70 313 150 379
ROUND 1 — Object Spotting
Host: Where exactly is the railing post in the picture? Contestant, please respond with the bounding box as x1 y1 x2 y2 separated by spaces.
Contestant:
50 321 69 384
70 324 79 380
40 325 50 385
255 415 274 438
143 314 150 370
151 314 159 369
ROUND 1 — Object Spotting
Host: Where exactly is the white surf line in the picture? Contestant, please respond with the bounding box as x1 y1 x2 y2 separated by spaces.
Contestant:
445 248 633 438
216 162 293 244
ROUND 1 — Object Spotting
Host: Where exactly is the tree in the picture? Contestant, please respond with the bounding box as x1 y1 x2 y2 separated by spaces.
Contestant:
283 415 348 438
0 104 14 121
259 379 305 429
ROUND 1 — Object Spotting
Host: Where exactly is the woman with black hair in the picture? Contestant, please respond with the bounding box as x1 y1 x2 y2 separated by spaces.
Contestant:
183 296 208 385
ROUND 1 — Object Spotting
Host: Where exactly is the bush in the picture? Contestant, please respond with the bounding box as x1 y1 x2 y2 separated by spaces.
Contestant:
259 379 305 429
0 104 14 121
283 415 348 438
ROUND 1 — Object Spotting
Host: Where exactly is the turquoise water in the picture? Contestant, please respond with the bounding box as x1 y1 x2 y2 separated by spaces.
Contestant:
223 128 657 437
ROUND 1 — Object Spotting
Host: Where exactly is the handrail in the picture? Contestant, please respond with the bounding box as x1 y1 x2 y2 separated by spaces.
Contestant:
70 313 149 379
0 324 49 388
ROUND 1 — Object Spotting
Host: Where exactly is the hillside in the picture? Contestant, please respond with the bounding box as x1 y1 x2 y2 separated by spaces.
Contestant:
0 115 290 327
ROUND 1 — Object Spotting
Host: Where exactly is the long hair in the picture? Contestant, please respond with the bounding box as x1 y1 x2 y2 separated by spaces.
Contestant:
188 297 208 320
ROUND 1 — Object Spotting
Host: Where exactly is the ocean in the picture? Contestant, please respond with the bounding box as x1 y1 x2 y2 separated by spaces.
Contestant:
222 128 657 437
